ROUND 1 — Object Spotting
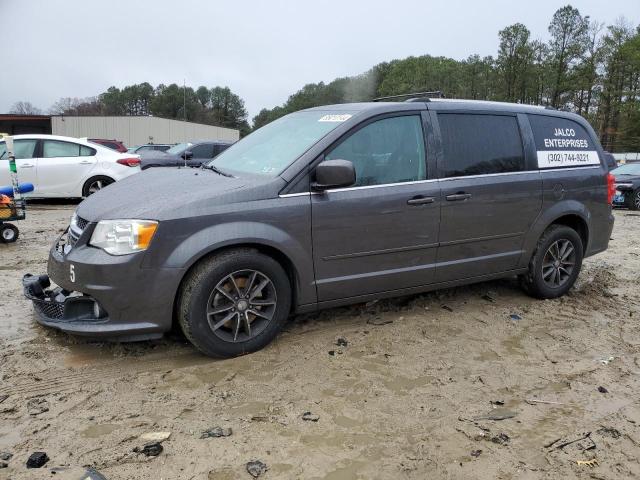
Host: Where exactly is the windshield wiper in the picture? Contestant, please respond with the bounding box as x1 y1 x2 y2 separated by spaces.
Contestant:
201 164 234 177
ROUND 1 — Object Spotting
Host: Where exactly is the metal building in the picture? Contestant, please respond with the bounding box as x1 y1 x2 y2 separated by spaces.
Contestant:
0 114 239 146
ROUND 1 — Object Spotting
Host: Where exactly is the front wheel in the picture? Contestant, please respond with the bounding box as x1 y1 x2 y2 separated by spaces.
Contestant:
178 249 292 358
626 188 640 211
520 225 583 299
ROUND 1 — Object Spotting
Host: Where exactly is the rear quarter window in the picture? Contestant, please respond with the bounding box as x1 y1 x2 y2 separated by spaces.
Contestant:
528 115 600 169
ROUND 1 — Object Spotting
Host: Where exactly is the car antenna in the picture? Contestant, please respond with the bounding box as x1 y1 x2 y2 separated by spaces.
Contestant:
372 91 444 102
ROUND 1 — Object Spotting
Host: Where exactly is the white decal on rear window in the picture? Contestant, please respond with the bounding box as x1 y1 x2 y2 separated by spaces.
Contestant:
318 114 352 122
537 150 600 168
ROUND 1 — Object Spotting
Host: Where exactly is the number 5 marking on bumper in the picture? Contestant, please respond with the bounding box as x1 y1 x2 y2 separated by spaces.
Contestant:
70 264 75 283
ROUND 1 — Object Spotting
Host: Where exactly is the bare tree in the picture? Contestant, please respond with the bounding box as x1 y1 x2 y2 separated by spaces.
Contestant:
9 101 42 115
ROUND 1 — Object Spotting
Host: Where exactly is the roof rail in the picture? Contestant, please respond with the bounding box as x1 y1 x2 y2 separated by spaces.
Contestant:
372 91 444 102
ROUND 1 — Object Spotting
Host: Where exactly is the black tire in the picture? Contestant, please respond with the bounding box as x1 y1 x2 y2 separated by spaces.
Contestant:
178 248 292 358
626 188 640 211
0 223 19 243
82 176 114 197
520 225 584 299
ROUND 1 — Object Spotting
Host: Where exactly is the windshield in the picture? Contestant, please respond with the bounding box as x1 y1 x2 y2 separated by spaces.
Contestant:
613 163 640 175
209 110 356 176
166 142 191 155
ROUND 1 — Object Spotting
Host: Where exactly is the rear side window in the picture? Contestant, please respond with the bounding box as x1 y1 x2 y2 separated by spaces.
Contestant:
438 114 525 178
326 115 426 187
528 115 600 169
43 140 96 158
0 139 38 159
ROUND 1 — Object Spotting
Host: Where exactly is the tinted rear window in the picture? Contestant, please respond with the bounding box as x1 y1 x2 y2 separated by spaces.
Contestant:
528 115 600 169
439 114 525 178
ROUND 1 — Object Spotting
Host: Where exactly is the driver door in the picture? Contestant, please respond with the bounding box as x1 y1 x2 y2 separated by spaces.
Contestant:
311 113 441 302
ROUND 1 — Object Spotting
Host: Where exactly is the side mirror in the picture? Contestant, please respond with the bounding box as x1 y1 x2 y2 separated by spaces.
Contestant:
183 150 194 160
312 159 356 191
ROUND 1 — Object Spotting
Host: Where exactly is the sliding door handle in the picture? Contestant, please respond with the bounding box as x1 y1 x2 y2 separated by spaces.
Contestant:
407 196 435 205
445 193 472 201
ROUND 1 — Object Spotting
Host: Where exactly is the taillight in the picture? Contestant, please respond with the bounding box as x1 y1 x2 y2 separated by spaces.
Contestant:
607 173 616 205
117 158 140 167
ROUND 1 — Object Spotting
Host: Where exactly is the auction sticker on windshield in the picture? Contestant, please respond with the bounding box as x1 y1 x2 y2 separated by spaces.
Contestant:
318 114 352 122
529 115 600 169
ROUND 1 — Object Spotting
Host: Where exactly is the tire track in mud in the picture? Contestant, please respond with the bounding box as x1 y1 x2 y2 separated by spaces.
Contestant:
2 348 212 398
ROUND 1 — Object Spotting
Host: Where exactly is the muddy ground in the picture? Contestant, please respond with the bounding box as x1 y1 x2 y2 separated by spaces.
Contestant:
0 203 639 480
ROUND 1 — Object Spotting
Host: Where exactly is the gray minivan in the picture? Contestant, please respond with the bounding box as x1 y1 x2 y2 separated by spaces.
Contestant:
24 98 615 357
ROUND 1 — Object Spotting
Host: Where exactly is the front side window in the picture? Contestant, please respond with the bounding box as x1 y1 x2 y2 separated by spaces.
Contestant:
439 114 525 178
325 115 426 187
0 139 38 160
43 140 95 158
190 144 215 158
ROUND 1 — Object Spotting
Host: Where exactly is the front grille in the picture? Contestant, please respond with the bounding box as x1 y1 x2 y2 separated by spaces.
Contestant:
33 299 65 320
76 216 89 230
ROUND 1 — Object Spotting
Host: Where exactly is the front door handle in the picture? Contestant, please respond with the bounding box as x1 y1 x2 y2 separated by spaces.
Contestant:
445 193 472 201
20 163 34 168
407 196 435 205
79 160 93 165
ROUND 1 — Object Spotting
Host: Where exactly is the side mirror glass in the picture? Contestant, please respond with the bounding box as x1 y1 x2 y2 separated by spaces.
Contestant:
312 159 356 191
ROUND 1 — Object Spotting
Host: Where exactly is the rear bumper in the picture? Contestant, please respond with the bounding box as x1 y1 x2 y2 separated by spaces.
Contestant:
23 231 185 340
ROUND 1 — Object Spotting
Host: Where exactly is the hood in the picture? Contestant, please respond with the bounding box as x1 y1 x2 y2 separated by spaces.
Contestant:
77 168 251 221
613 173 640 182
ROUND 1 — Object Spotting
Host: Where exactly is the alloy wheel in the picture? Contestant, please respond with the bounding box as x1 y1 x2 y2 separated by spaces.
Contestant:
541 239 575 288
635 191 640 210
87 179 112 195
2 228 15 241
206 269 277 342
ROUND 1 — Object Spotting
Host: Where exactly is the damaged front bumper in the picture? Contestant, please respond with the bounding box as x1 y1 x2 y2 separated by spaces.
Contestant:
22 273 162 341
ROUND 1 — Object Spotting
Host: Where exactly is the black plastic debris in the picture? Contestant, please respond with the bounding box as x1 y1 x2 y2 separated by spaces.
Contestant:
246 460 268 478
491 433 510 445
597 386 608 394
0 452 12 461
335 338 348 347
26 451 49 468
133 442 163 457
0 462 7 469
470 449 483 457
302 412 320 422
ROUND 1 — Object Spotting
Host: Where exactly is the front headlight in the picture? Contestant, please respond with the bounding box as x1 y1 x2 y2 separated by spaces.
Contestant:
89 219 158 255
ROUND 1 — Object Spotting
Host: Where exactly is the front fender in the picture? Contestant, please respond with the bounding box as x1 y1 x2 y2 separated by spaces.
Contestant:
143 218 316 306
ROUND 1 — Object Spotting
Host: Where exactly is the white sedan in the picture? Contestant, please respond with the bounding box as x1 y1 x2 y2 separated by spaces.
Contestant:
0 134 141 198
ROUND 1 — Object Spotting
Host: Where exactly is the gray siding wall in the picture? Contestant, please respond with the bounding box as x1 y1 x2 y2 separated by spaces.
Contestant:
51 116 239 146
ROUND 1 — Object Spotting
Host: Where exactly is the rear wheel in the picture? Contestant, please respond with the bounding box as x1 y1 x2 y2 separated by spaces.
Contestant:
626 188 640 211
178 249 291 358
0 223 18 243
82 176 114 197
520 225 583 299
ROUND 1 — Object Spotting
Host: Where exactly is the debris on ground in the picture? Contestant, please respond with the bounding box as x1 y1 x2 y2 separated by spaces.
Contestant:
200 427 232 438
481 293 496 303
525 398 565 405
597 386 608 394
0 452 12 461
302 412 320 422
549 432 595 451
509 314 522 321
246 460 268 478
0 395 8 404
598 356 615 365
441 305 453 312
26 397 49 416
473 408 518 421
490 400 504 406
597 426 621 438
366 316 393 326
133 442 163 457
335 338 348 347
26 451 49 468
491 433 510 445
139 431 171 442
576 459 598 467
0 462 7 469
470 449 483 457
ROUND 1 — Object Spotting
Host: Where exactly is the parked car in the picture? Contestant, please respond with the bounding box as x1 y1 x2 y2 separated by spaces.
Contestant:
23 99 614 358
89 138 128 153
127 144 174 154
139 141 232 169
0 134 141 198
611 162 640 210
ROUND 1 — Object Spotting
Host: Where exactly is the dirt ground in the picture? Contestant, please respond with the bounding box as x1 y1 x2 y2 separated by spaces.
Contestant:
0 203 639 480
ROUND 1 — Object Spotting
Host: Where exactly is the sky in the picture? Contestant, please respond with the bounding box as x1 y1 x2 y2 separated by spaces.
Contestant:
0 0 637 120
